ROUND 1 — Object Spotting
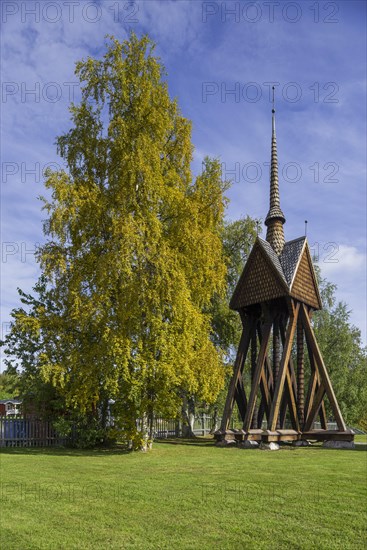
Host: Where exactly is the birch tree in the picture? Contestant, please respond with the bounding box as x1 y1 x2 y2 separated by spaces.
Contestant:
14 34 228 449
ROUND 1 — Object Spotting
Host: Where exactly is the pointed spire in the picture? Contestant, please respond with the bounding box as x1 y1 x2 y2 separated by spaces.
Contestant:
265 87 286 255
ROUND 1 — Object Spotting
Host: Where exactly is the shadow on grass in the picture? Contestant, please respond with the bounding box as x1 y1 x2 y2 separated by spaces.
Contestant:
1 438 364 456
154 436 215 447
0 437 216 456
0 444 131 457
158 438 367 452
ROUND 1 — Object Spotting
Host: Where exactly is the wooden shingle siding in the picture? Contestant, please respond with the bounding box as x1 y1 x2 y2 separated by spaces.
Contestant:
291 250 320 309
231 246 286 309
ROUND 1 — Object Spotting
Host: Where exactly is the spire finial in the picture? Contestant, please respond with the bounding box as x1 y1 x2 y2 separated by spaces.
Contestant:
271 86 276 138
265 89 286 255
256 219 261 236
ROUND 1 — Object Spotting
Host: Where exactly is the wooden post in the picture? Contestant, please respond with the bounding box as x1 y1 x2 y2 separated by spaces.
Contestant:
243 317 273 432
297 317 305 426
268 301 299 431
304 369 317 429
251 327 258 428
285 368 300 431
272 317 281 428
235 379 247 422
256 325 274 425
300 303 347 432
220 316 255 431
304 383 325 432
279 393 287 429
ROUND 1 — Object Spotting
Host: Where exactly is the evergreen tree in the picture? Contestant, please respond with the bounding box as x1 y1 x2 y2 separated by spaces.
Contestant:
312 269 367 429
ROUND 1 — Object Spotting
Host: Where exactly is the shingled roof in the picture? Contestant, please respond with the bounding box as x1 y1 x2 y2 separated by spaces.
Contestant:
257 238 288 286
256 236 307 288
229 235 321 310
279 237 306 285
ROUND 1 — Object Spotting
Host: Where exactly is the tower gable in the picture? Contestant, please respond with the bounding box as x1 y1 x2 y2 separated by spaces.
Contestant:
290 244 322 310
230 240 288 310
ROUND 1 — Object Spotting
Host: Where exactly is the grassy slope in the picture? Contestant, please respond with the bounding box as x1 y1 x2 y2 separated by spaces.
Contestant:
0 439 366 550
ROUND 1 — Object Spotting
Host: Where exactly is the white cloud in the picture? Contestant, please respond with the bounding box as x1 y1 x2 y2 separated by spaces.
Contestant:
318 244 366 342
319 244 366 276
1 0 365 350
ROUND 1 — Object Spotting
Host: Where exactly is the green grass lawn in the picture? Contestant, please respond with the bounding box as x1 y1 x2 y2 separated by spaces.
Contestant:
1 438 366 550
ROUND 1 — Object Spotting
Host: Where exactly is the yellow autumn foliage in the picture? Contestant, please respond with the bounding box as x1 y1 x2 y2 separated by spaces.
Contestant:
36 34 228 436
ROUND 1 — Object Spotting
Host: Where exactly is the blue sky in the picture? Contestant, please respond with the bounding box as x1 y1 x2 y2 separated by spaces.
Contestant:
1 0 366 364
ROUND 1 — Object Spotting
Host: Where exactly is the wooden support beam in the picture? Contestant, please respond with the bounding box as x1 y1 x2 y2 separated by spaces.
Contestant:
313 369 327 429
257 325 274 394
300 303 347 432
259 370 271 418
251 325 259 428
243 318 273 432
288 357 298 400
257 359 274 427
268 301 300 431
220 316 255 431
234 379 247 422
279 393 287 429
319 408 327 429
304 382 325 432
305 334 327 430
301 430 354 442
278 370 300 432
297 317 305 426
258 361 273 427
319 396 328 430
304 370 317 429
265 356 274 392
279 318 298 409
274 316 282 429
256 325 274 425
257 400 266 429
285 368 300 432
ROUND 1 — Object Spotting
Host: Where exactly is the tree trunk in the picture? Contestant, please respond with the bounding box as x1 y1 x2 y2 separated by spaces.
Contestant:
137 414 152 452
210 407 219 434
181 396 196 437
147 409 154 449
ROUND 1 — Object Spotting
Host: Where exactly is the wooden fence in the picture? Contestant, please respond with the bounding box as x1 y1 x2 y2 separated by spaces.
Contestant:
4 415 359 447
0 416 68 447
153 414 217 438
0 415 218 446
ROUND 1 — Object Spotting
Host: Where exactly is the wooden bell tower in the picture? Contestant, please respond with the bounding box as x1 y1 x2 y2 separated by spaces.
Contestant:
216 93 354 445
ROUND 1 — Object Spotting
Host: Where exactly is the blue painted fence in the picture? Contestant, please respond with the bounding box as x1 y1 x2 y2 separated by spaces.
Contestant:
0 416 68 447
